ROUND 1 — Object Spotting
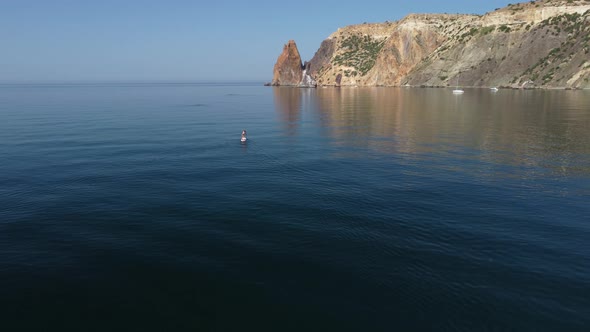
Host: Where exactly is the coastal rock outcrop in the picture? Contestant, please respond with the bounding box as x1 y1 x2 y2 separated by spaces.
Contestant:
271 40 316 87
275 0 590 89
271 40 303 86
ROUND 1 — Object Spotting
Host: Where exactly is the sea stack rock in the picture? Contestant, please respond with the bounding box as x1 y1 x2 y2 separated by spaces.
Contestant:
271 40 315 87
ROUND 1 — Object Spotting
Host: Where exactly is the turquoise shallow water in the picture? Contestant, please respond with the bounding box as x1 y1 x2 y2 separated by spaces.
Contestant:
1 83 589 331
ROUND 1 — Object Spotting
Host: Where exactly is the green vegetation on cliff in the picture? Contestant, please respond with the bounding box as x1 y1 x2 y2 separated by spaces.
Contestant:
332 35 385 76
519 10 590 86
305 1 590 88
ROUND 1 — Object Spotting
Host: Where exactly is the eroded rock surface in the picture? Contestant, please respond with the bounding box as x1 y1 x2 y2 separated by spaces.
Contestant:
282 0 590 89
271 40 304 86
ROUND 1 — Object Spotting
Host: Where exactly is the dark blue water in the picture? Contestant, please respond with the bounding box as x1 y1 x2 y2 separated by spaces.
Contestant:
1 83 589 331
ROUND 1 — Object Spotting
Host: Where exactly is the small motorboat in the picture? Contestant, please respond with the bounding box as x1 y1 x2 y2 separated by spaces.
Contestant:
241 130 247 142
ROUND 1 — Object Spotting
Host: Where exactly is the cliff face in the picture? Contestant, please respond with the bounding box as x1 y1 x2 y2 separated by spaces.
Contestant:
363 15 468 86
301 0 590 88
271 40 317 87
271 40 304 86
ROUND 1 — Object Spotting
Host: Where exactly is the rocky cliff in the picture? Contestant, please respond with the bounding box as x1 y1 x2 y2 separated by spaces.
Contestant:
283 0 590 89
271 40 316 87
271 40 303 86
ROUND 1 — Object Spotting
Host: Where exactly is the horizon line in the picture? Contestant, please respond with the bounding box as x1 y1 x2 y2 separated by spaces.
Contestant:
0 79 268 85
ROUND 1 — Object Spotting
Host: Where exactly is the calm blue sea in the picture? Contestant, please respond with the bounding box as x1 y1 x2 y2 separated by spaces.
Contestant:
1 82 589 331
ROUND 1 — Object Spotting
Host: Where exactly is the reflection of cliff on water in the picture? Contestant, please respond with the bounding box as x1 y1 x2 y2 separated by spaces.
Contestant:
273 87 316 137
313 87 590 176
314 87 462 155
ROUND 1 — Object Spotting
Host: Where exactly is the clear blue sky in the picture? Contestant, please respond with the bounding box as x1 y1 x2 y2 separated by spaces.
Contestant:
1 0 515 82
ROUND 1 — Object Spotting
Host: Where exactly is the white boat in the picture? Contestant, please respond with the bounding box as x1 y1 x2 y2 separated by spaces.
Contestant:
241 136 247 142
490 87 499 92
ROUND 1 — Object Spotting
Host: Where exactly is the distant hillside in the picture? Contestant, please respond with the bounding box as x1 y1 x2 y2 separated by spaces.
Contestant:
302 0 590 88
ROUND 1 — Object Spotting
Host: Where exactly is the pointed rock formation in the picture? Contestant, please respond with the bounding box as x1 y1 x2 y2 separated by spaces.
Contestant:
271 40 317 87
271 40 304 86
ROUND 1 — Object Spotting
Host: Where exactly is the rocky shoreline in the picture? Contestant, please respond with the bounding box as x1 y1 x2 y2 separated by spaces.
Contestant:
270 0 590 90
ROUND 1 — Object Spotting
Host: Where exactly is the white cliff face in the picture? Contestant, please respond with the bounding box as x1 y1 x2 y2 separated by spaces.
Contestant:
299 69 317 88
535 5 590 21
482 5 590 25
329 23 398 41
